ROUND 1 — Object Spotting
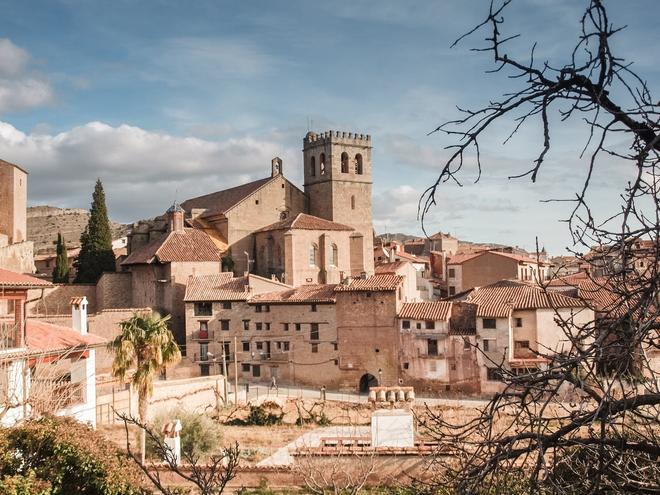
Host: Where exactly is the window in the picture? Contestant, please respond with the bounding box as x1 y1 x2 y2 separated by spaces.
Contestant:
295 323 301 332
243 320 250 331
320 153 326 175
222 301 232 310
199 342 209 361
515 340 530 349
220 319 230 331
515 317 523 327
283 323 289 331
483 318 497 329
256 322 263 331
333 342 338 351
403 362 409 370
311 304 317 312
402 320 411 329
330 244 338 266
425 320 435 330
194 302 212 316
311 343 319 353
310 323 319 341
252 365 261 377
341 152 349 173
351 196 355 210
282 341 290 352
427 339 438 356
265 323 271 331
264 305 270 313
448 286 456 296
487 367 503 381
463 338 471 350
416 322 422 330
200 364 210 377
255 305 262 313
256 342 263 351
310 156 316 176
242 341 250 352
199 320 209 333
241 363 251 372
483 339 492 352
354 154 363 174
448 268 456 278
309 244 318 266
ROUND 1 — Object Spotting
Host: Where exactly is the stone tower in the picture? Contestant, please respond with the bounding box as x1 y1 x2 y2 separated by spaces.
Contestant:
303 131 374 276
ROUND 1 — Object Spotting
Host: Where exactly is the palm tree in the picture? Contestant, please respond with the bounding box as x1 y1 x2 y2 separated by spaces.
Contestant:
109 312 181 463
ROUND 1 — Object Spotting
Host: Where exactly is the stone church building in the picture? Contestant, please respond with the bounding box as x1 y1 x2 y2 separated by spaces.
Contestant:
127 130 375 285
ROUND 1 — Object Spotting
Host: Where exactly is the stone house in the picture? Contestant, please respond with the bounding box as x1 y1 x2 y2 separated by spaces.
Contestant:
121 205 222 346
455 280 594 394
397 301 480 394
446 250 551 296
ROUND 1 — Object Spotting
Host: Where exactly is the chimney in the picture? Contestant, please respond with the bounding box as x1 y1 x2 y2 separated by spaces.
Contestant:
166 202 185 233
271 157 283 177
71 296 88 335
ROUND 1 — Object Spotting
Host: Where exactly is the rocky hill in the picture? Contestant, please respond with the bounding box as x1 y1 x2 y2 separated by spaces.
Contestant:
27 206 131 254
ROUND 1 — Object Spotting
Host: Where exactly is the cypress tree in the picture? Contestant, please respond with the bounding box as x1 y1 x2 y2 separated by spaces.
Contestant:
52 232 70 283
74 179 116 283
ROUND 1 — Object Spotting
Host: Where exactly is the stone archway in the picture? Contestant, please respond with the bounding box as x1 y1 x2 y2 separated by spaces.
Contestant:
359 373 379 394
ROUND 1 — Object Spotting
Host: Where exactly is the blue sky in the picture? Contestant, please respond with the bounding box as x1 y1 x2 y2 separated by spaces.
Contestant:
0 0 657 255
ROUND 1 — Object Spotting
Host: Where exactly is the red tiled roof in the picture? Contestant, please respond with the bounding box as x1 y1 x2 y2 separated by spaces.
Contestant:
184 273 250 301
448 250 547 266
122 228 221 265
334 274 404 292
0 268 52 288
255 213 354 233
26 320 106 355
465 280 586 317
181 177 273 218
394 251 429 264
375 260 410 274
250 284 337 304
546 272 620 314
398 302 452 321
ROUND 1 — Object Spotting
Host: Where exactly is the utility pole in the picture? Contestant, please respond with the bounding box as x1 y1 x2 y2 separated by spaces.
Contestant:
221 341 228 403
233 336 239 404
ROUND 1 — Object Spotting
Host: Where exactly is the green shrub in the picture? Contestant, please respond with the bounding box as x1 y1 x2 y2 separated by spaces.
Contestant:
0 416 145 495
226 402 284 426
148 408 223 459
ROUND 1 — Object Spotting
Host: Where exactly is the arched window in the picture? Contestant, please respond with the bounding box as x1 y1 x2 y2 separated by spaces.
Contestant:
354 154 363 175
309 244 318 266
320 153 326 175
330 244 338 266
351 195 355 210
341 152 349 173
310 156 316 177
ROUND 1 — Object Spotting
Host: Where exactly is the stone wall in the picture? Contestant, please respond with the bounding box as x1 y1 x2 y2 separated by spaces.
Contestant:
0 240 35 273
96 271 132 309
27 284 97 315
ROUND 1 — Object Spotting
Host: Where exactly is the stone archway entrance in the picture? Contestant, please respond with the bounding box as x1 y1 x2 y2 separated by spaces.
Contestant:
359 373 379 393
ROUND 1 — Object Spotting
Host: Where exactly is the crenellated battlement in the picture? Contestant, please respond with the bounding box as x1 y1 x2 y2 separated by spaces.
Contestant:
303 130 372 148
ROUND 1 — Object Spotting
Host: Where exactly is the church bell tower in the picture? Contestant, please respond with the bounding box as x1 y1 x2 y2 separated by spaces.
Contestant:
303 131 374 276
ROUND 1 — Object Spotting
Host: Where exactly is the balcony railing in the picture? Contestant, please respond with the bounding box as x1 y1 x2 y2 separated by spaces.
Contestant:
191 329 214 341
418 350 446 359
193 353 234 364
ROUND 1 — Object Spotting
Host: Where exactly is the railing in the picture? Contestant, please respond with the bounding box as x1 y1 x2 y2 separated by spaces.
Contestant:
513 348 537 359
193 353 234 364
0 323 21 350
418 349 446 359
190 329 214 341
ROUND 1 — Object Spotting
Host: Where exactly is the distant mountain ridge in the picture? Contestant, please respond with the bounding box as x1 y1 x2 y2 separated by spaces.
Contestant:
27 205 130 254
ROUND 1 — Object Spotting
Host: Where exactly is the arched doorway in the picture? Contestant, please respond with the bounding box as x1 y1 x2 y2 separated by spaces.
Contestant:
359 373 378 393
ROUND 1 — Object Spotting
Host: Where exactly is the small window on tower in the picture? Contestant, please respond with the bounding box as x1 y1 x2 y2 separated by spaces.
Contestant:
310 156 316 176
341 152 349 173
354 154 363 175
320 153 326 175
351 196 355 210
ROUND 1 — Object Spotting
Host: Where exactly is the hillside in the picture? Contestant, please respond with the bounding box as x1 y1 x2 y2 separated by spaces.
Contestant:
27 206 131 254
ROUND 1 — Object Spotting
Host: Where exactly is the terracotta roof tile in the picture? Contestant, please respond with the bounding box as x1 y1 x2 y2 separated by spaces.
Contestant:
0 268 52 288
398 302 452 321
26 320 106 355
250 284 337 304
375 260 410 274
181 177 273 218
255 213 354 233
546 272 621 314
184 273 250 301
334 274 404 292
448 250 547 266
122 228 221 265
465 280 586 317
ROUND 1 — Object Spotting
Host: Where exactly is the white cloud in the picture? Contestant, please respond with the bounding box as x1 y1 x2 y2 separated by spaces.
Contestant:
0 39 54 113
0 120 297 221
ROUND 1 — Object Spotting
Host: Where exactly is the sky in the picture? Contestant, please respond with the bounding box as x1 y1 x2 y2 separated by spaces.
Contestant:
0 0 657 255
